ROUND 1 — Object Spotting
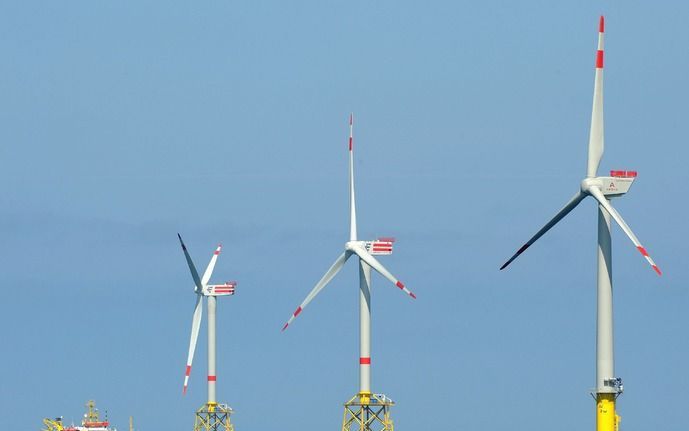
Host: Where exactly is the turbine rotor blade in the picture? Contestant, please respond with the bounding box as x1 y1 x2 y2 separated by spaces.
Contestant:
587 16 605 177
282 251 351 331
500 191 587 270
588 187 662 275
349 113 358 241
183 294 203 394
178 234 203 292
352 247 416 299
201 244 222 287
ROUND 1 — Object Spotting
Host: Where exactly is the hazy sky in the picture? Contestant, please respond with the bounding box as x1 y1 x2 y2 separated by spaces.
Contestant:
2 1 688 430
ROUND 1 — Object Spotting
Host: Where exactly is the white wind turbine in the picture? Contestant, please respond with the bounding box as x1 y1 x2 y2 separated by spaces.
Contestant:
500 16 661 431
178 234 236 402
282 114 416 402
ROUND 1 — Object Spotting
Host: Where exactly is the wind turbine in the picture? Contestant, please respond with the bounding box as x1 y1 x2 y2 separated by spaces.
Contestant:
282 115 415 431
500 16 661 431
178 234 237 431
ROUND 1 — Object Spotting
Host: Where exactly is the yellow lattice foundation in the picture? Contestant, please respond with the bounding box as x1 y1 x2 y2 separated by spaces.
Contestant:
194 402 235 431
342 392 394 431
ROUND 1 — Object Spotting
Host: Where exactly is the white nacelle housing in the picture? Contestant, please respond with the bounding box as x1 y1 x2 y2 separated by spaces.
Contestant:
205 281 237 296
599 170 637 197
365 238 395 255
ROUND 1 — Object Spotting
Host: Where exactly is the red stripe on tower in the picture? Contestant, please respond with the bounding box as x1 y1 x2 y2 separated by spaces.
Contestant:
208 375 217 382
360 357 371 365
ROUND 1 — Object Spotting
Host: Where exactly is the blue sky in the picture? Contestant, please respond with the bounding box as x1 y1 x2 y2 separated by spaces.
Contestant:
1 1 688 430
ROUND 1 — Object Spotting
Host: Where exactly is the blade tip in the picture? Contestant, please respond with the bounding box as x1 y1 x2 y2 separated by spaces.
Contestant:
410 292 417 299
653 265 662 276
281 323 289 331
599 15 605 33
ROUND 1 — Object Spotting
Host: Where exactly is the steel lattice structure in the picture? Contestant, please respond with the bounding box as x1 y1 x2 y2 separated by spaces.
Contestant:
342 393 394 431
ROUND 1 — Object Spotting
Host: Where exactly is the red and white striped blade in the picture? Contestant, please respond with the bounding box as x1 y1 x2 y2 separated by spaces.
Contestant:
183 294 203 394
201 244 222 287
501 192 586 270
282 251 351 331
588 187 662 275
352 247 416 299
178 234 203 293
587 15 605 177
349 113 358 241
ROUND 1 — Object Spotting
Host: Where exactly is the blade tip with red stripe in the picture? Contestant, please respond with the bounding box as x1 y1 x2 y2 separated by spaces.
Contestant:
637 246 662 276
599 15 605 33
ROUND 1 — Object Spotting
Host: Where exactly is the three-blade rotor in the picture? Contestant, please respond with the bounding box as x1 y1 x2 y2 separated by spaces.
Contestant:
282 115 415 331
500 16 661 276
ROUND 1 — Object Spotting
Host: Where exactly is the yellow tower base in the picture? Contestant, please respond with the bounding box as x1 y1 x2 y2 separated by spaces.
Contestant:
342 392 394 431
596 393 621 431
194 402 235 431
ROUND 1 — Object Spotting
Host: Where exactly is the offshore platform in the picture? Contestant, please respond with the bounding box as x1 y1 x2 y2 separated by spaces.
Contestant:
42 400 116 431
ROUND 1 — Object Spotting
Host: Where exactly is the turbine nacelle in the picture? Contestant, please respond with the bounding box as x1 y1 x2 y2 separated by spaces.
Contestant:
366 238 395 255
345 238 395 255
205 281 237 297
581 170 637 198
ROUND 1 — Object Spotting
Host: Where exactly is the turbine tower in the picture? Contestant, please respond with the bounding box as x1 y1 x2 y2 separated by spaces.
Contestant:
282 114 416 431
500 16 661 431
178 234 238 431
